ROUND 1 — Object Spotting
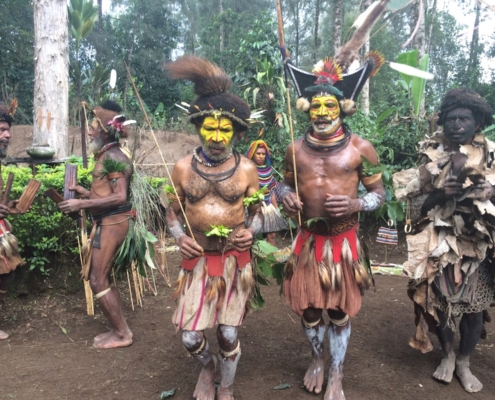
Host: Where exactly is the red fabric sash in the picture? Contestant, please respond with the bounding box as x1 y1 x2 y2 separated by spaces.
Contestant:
0 219 10 235
293 226 358 263
181 249 251 277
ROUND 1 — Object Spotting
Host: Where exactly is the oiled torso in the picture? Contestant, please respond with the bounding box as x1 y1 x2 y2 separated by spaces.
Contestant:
89 147 131 215
179 154 254 232
291 135 364 221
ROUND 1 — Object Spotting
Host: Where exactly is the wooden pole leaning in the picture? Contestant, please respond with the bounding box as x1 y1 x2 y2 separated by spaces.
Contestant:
124 63 195 242
276 0 301 226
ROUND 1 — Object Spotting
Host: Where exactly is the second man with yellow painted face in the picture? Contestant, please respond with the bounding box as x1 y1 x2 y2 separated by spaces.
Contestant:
165 56 263 400
279 58 385 400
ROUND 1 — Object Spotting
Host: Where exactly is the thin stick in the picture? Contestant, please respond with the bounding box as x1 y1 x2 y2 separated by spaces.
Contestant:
124 62 195 241
80 103 88 169
276 0 301 226
126 270 135 311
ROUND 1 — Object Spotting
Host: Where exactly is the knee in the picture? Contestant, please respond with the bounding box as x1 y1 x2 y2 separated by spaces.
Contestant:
89 269 110 293
328 309 347 321
182 330 204 353
303 307 323 323
217 325 238 351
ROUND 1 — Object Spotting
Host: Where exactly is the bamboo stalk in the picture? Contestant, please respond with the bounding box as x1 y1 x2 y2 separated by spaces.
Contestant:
276 0 301 226
126 270 135 311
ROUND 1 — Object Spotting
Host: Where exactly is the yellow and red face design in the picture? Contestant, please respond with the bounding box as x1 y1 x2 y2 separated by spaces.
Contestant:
199 116 234 145
309 95 343 137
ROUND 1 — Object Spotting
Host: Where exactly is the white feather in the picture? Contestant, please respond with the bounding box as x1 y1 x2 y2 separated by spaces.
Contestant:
123 120 136 126
109 69 117 89
180 101 190 107
250 110 266 119
175 103 189 113
353 1 381 28
389 62 435 80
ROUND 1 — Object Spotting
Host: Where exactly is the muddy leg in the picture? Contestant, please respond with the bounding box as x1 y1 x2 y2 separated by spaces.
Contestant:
324 310 350 400
0 271 15 340
183 330 216 400
456 312 483 393
301 307 325 394
433 310 456 383
217 324 240 400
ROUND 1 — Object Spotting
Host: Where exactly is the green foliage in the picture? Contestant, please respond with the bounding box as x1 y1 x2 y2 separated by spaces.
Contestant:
204 225 233 238
243 187 267 207
99 157 129 178
3 161 93 276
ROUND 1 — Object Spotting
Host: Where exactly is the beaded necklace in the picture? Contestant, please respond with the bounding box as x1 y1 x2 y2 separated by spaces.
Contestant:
192 146 233 167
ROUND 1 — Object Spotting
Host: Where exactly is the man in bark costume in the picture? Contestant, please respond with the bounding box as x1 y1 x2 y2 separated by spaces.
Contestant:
280 56 385 399
246 140 288 246
394 88 495 393
0 101 25 340
58 100 135 349
165 56 263 400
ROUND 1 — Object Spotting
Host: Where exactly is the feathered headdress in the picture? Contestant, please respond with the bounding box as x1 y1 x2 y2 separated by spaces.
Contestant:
165 55 251 132
288 52 381 117
92 100 135 139
245 140 272 166
0 99 18 127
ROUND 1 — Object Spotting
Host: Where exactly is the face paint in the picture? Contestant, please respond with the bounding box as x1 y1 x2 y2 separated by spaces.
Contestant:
253 147 266 166
0 122 10 158
444 107 477 145
199 116 234 161
309 95 343 137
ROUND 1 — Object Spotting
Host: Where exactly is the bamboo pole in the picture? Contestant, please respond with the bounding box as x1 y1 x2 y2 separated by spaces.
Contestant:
124 63 195 241
276 0 301 226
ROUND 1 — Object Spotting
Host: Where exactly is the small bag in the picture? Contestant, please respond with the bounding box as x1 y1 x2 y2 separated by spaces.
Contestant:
376 220 398 245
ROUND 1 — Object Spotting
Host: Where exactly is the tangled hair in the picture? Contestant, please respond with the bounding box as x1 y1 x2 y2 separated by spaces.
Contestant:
100 100 123 113
92 100 130 138
165 55 250 133
0 102 14 126
438 87 494 130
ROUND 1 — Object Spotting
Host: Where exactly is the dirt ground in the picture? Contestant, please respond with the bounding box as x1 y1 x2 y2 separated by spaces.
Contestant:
3 128 495 399
1 235 495 400
8 125 200 177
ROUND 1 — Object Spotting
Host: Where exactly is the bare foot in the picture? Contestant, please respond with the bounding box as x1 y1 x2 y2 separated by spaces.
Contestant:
304 356 325 394
432 352 455 383
0 330 9 340
217 386 234 400
324 367 345 400
193 355 217 400
92 329 133 349
456 359 483 393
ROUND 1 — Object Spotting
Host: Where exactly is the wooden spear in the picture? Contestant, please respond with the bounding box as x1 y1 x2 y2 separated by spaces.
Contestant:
124 63 195 241
276 0 301 226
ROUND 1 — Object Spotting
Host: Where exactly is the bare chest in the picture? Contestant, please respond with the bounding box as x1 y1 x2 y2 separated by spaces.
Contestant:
183 167 246 203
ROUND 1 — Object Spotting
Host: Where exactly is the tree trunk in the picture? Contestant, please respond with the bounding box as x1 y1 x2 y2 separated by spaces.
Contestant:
97 0 102 32
425 0 437 55
312 0 321 64
360 32 370 116
332 0 343 56
33 0 69 158
467 0 481 86
411 0 426 58
219 0 224 52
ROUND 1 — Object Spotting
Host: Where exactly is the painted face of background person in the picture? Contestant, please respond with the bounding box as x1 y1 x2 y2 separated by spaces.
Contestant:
253 147 266 166
88 119 106 155
199 116 234 161
0 121 11 158
444 107 478 146
309 95 343 138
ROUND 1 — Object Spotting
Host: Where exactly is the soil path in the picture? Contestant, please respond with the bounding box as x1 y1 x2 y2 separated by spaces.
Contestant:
1 246 495 400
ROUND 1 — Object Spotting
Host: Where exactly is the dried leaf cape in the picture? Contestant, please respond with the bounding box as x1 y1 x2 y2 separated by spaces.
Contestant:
394 131 495 353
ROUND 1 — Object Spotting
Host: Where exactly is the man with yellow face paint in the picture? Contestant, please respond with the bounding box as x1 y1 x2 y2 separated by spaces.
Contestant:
280 57 384 400
165 56 262 400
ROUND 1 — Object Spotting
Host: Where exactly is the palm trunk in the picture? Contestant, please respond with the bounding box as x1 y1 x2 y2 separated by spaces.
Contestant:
33 0 69 158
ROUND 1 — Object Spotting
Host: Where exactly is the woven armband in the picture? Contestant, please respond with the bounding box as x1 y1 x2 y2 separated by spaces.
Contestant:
361 172 382 186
